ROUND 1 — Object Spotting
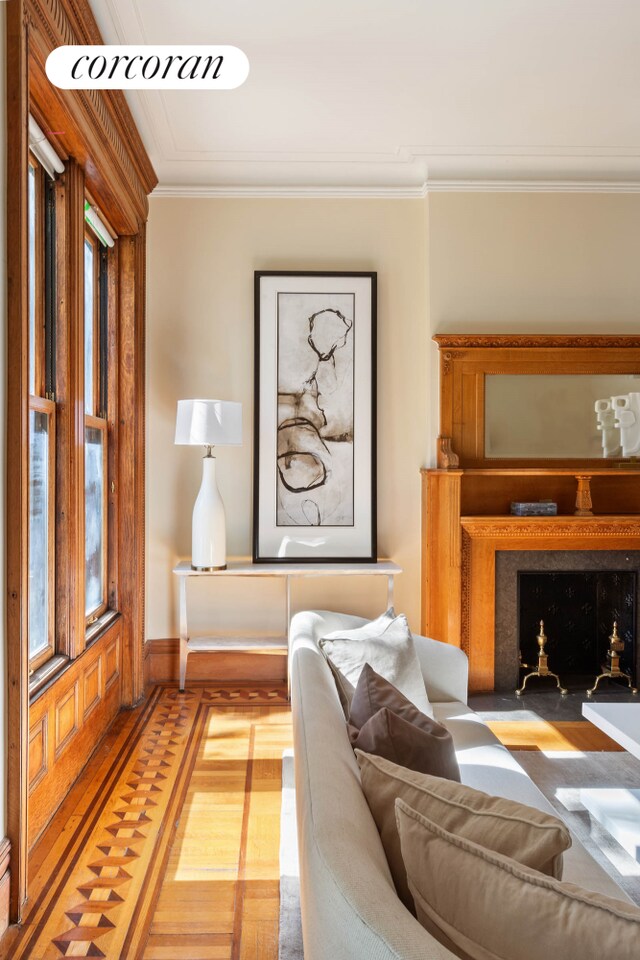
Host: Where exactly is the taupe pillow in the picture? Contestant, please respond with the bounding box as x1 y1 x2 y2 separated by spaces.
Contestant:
348 663 436 732
350 708 460 785
395 798 640 960
319 611 432 717
356 750 571 913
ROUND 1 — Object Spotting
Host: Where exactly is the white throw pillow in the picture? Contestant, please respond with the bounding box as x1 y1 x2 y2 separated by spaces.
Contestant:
319 610 432 718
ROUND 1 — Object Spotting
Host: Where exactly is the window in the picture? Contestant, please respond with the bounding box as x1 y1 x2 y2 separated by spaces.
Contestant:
28 157 56 671
27 155 116 672
83 227 108 622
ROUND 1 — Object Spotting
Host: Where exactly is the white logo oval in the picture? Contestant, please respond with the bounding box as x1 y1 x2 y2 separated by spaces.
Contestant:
46 45 249 90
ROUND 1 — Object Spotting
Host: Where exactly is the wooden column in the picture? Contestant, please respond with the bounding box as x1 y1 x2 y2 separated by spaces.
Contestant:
6 0 29 923
118 230 146 707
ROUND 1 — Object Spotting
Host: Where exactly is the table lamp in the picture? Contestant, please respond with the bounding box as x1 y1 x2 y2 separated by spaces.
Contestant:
175 399 242 570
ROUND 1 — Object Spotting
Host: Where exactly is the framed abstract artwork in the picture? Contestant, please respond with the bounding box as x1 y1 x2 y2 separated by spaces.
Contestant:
253 271 377 562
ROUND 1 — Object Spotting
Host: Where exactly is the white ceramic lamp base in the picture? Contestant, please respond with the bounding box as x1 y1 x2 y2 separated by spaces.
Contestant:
192 455 227 570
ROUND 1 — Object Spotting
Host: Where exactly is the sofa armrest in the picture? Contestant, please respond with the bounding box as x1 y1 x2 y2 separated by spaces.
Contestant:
290 610 469 706
413 635 468 705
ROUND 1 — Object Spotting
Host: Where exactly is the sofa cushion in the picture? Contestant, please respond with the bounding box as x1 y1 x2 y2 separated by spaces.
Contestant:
357 750 571 912
319 610 432 717
395 798 640 960
350 708 460 785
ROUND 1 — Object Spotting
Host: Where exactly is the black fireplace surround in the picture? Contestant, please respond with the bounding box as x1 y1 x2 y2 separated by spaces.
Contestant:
495 551 640 691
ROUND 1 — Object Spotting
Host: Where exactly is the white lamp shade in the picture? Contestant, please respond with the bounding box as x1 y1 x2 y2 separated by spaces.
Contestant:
175 399 242 446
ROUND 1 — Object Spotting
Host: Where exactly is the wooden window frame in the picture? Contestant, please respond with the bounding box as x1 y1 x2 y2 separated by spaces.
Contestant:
7 0 157 925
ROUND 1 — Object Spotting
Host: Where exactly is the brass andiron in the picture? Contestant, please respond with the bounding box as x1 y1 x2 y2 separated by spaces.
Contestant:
587 621 638 698
516 621 568 696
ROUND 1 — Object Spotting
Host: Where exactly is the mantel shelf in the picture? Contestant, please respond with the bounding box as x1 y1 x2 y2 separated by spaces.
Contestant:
423 467 640 477
461 514 640 522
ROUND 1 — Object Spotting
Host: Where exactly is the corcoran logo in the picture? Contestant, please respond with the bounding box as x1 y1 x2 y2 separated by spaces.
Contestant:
46 45 249 90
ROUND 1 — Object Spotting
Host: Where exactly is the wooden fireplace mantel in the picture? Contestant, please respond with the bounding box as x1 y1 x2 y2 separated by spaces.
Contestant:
422 334 640 692
422 469 640 691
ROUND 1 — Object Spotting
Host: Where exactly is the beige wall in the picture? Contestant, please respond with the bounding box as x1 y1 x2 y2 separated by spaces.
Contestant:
428 192 640 457
1 4 7 837
146 190 640 643
146 198 429 639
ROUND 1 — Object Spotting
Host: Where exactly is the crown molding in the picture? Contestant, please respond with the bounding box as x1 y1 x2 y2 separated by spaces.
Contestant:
151 178 640 199
151 183 428 199
426 179 640 194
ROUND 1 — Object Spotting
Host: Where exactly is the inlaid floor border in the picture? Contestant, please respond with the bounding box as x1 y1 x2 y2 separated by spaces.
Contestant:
7 684 290 960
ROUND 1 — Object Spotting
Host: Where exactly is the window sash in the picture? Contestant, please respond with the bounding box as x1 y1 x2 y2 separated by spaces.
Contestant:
84 231 100 417
85 415 108 623
28 395 56 672
28 158 45 398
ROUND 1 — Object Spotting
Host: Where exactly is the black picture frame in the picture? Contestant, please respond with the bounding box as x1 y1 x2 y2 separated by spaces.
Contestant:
253 270 377 563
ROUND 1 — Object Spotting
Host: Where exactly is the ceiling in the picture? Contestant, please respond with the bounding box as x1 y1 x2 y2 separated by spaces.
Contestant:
92 0 640 195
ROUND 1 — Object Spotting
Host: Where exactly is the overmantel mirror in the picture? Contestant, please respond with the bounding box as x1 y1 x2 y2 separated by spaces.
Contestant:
435 335 640 468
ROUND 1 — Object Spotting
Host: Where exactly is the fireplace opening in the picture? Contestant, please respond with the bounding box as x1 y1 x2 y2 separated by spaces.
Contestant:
517 571 637 687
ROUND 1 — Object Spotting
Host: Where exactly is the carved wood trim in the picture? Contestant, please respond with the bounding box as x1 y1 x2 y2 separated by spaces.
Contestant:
26 0 157 233
461 518 640 539
434 335 640 349
460 532 471 658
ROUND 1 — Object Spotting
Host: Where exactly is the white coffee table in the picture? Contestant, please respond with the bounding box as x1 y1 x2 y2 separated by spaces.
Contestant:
581 702 640 863
582 702 640 761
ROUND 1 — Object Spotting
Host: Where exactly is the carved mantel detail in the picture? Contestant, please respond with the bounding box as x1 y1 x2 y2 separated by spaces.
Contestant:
460 518 640 539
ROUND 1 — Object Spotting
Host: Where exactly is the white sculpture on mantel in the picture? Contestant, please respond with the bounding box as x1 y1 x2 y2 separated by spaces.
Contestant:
613 393 640 457
595 393 640 458
594 398 622 457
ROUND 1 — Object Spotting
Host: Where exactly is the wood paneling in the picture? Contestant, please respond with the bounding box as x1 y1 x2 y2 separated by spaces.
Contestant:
28 622 122 848
54 683 79 757
105 635 120 690
146 640 288 685
28 717 48 793
82 657 102 721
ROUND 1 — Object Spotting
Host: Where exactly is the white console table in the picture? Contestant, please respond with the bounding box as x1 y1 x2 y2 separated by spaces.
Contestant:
173 559 402 692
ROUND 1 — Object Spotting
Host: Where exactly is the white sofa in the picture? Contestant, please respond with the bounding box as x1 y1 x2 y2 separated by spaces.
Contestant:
290 610 630 960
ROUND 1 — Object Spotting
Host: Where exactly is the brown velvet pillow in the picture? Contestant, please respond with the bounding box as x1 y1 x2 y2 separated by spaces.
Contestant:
350 707 461 782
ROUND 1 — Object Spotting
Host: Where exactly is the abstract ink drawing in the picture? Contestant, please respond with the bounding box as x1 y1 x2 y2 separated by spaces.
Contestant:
277 294 354 527
254 272 376 562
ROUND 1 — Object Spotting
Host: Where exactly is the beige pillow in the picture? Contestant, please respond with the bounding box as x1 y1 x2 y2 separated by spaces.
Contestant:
395 798 640 960
319 611 432 717
356 751 571 912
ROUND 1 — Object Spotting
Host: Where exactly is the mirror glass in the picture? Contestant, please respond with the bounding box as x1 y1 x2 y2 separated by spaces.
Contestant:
485 374 640 458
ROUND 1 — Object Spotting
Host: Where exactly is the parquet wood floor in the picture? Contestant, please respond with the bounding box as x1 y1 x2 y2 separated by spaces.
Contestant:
3 685 291 960
2 685 620 960
487 719 625 752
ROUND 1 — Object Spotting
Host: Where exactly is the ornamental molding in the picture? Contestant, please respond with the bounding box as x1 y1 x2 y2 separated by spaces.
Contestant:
433 335 640 350
461 518 640 540
26 0 157 225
